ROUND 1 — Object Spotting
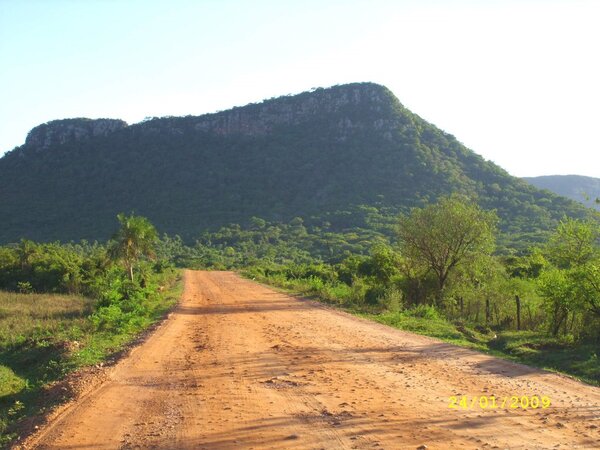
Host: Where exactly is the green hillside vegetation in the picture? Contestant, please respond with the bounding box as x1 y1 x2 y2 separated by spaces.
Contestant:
525 175 600 211
0 83 592 251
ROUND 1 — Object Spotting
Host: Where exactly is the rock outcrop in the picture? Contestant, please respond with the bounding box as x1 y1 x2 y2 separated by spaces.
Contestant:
25 118 128 150
136 83 400 139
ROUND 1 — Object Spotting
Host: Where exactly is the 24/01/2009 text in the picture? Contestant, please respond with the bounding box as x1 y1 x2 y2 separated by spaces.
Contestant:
449 395 551 410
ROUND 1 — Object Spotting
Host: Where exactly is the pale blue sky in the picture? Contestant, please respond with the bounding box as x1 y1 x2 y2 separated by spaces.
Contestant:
1 0 598 177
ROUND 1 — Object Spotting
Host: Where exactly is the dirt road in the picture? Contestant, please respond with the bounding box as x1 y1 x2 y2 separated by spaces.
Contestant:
23 271 600 449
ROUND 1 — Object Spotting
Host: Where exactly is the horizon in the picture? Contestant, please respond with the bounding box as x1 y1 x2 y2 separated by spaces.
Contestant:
1 0 599 178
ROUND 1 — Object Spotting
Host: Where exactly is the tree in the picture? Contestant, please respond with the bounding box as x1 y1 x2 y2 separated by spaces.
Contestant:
398 195 497 306
538 267 577 336
572 263 600 317
447 254 509 324
108 213 158 281
542 218 600 313
358 244 401 285
538 218 600 337
16 239 38 272
545 217 599 269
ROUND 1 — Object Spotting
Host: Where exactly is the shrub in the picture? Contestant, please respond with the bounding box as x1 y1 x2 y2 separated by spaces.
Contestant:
305 276 324 292
17 281 33 294
90 304 127 331
364 285 387 306
348 279 367 306
380 287 403 313
408 304 440 320
323 283 353 303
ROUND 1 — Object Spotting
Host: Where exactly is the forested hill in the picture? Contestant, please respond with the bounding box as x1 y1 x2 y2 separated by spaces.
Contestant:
524 175 600 211
0 82 591 246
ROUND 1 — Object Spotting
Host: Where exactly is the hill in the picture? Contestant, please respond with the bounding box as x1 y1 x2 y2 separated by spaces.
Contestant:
0 83 591 248
524 175 600 211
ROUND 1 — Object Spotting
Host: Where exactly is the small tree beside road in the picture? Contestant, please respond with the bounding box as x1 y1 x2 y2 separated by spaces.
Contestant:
108 213 158 281
398 195 497 306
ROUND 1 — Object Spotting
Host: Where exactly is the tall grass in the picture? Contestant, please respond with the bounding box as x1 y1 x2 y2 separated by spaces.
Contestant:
0 292 95 444
0 292 93 348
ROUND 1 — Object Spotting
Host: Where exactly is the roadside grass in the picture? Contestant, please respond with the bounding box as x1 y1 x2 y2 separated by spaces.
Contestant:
0 292 93 445
368 312 600 385
0 270 182 447
248 272 600 387
0 293 93 347
486 331 600 383
72 271 183 368
364 311 488 351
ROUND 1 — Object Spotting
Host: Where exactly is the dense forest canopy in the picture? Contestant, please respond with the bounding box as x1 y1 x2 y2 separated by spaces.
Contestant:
0 83 593 250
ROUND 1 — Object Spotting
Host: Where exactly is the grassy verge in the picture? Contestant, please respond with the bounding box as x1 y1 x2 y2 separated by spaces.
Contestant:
0 269 182 447
246 272 600 386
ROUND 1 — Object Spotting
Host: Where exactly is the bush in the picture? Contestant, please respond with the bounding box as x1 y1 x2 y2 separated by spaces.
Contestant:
285 264 336 284
90 304 126 331
17 281 33 294
305 276 325 292
408 304 440 320
364 285 386 305
322 283 353 304
348 279 367 306
380 287 403 313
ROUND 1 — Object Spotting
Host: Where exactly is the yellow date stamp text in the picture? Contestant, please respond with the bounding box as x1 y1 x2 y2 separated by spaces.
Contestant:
449 395 551 410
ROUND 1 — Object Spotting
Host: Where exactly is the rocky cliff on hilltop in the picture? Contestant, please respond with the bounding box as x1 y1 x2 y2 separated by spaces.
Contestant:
25 118 128 150
135 83 400 141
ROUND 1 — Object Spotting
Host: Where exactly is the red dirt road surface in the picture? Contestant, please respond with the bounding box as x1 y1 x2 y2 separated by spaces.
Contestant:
21 271 600 449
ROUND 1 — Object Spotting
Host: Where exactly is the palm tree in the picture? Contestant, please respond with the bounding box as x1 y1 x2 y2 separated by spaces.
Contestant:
108 213 158 281
17 239 37 272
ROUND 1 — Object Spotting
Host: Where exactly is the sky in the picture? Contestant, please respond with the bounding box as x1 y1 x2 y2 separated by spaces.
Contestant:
1 0 599 177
